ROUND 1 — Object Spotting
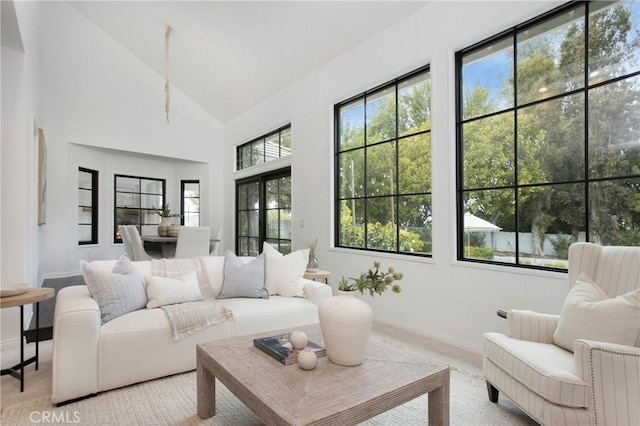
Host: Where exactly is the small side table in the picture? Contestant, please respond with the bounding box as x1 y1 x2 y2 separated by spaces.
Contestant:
1 287 55 392
303 269 331 284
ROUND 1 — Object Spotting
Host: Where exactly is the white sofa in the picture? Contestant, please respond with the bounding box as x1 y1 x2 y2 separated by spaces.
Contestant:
52 255 332 405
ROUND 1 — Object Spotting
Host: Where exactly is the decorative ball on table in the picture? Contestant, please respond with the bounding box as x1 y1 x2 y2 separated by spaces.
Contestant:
298 348 318 370
289 330 308 350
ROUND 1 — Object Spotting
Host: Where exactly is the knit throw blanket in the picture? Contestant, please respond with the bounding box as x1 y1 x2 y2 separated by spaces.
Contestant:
151 258 232 341
151 258 204 281
161 300 233 341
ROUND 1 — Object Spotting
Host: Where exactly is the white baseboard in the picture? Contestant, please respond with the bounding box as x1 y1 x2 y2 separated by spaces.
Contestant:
374 316 483 356
1 311 34 348
0 337 22 352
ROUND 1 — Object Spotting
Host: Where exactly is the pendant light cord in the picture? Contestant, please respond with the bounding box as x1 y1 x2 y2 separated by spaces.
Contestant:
165 26 172 123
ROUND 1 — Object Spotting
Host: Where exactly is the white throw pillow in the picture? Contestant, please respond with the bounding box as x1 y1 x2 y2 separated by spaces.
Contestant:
81 254 147 324
553 273 640 352
199 256 226 298
262 242 309 297
145 271 203 308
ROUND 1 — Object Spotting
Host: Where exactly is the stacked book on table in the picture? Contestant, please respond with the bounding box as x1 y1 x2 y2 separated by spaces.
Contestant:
253 333 326 364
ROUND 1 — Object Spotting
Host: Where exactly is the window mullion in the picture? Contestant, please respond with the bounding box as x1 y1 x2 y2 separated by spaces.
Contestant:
394 84 400 253
513 31 520 266
583 2 590 243
363 94 369 250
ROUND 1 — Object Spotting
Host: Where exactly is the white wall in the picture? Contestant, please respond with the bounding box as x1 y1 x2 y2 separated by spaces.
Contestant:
39 2 224 277
67 144 210 275
2 0 573 352
1 0 43 345
225 1 568 352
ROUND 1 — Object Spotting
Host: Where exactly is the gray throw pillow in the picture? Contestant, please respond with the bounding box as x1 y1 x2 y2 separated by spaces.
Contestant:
81 254 148 324
217 250 268 299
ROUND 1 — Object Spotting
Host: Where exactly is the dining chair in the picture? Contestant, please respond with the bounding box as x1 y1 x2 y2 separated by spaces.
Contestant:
125 225 155 261
209 227 222 255
175 226 211 259
118 225 134 259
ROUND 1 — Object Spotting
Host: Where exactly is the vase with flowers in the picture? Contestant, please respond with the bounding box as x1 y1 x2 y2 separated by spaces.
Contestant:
319 261 403 366
153 203 181 236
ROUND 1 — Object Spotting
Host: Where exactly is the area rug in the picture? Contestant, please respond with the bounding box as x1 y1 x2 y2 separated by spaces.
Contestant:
1 367 535 425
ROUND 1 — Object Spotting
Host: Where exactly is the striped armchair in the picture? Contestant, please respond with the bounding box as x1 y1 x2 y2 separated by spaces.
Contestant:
483 243 640 426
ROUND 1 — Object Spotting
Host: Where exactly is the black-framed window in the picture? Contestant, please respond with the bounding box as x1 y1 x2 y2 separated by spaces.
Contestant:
181 180 200 226
236 124 291 170
236 168 291 256
335 66 432 256
456 1 640 270
78 167 98 245
114 175 165 243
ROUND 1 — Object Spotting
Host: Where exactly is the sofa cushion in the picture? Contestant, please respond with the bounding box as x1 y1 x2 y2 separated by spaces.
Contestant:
99 307 232 392
483 332 588 408
221 296 319 337
553 273 640 352
262 242 309 297
80 254 147 324
218 250 268 299
144 271 203 308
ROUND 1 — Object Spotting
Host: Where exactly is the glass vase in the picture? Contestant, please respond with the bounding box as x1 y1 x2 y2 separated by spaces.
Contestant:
307 252 319 272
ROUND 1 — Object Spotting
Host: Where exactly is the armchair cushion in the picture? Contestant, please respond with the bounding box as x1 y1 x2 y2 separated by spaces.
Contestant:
483 332 588 408
553 273 640 352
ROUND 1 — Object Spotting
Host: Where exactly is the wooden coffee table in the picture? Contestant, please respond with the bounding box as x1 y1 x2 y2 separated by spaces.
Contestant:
197 324 449 425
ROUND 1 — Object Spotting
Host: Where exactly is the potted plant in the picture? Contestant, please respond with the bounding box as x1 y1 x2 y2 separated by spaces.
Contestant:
338 261 403 296
153 204 181 236
320 261 403 366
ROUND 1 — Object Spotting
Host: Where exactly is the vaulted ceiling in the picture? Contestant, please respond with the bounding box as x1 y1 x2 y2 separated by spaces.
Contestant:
69 1 427 123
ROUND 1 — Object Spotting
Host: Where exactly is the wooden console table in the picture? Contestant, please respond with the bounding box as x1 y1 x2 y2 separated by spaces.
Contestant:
1 287 54 392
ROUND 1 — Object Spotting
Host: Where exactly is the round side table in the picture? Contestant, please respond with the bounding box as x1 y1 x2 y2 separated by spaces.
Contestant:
303 270 331 284
1 287 54 392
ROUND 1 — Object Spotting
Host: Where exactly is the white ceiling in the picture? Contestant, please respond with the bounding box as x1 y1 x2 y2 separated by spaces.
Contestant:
68 1 427 123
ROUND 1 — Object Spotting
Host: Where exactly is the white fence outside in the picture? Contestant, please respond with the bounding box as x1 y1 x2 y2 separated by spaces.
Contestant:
473 231 587 257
